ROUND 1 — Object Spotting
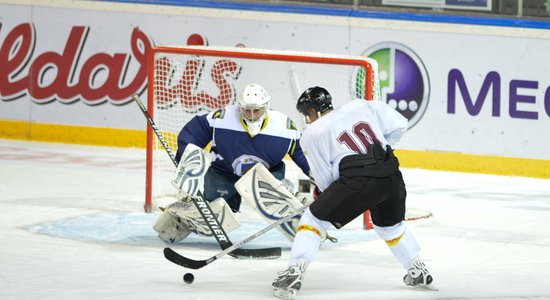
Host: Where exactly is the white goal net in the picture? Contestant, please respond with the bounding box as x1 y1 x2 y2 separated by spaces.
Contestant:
144 46 381 228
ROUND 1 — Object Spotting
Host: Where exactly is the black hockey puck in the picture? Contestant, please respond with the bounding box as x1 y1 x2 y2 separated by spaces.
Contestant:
183 272 194 284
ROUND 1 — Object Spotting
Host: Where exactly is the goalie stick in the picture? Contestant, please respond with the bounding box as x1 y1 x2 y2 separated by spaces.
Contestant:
164 203 310 270
132 94 281 259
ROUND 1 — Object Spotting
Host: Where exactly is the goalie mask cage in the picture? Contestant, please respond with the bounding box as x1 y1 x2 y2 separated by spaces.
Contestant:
145 45 382 229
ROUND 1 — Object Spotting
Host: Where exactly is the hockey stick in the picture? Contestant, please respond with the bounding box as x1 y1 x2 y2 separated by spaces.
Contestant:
164 203 310 270
132 94 281 259
133 95 178 166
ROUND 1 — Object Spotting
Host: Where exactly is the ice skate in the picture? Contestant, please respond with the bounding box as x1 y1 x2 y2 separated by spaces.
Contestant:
272 260 309 300
403 257 433 287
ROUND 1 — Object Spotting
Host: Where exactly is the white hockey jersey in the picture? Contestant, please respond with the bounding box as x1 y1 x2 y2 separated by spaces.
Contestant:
300 99 408 191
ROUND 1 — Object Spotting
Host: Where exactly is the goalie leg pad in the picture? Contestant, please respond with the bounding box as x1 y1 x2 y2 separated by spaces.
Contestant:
153 209 192 243
169 198 241 237
172 143 211 198
235 164 304 242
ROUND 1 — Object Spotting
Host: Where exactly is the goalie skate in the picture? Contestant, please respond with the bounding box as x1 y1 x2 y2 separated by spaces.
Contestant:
272 260 308 300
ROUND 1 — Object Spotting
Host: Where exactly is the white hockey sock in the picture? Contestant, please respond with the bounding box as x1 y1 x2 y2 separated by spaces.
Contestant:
288 208 331 266
374 221 420 269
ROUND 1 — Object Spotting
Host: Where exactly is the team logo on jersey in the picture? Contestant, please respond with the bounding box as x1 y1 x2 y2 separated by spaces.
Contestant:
232 155 269 176
358 42 430 129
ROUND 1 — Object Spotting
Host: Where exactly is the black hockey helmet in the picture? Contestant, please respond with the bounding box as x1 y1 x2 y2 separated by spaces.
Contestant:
296 86 333 117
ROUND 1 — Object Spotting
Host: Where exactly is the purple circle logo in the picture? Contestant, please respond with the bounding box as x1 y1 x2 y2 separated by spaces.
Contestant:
360 42 430 129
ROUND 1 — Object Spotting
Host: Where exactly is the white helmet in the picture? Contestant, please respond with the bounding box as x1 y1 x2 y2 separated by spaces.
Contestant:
238 83 270 137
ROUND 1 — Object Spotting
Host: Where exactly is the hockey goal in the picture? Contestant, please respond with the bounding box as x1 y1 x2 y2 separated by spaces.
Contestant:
144 45 381 228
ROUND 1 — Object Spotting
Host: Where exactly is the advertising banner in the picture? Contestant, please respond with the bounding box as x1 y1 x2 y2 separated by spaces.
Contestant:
0 3 349 129
347 26 550 160
1 0 549 166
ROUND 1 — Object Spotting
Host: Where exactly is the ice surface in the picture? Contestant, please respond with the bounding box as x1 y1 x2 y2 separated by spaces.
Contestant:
1 139 549 299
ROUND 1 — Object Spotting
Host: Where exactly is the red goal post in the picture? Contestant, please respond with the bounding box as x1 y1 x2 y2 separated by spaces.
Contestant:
145 45 380 229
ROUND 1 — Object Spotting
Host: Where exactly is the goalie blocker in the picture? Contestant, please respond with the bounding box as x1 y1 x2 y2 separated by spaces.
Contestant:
172 143 211 200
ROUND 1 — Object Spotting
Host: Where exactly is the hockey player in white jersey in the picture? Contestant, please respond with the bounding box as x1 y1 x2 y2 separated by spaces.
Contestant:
272 87 433 299
153 83 310 243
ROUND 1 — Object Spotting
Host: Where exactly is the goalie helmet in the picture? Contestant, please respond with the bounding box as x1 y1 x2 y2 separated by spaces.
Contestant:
238 83 270 137
296 86 333 120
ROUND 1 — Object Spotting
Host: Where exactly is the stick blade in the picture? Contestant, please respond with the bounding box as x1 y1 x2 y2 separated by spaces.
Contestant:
228 247 282 259
164 247 209 270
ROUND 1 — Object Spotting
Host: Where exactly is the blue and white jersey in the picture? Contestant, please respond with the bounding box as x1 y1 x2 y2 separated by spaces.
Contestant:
175 105 310 176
